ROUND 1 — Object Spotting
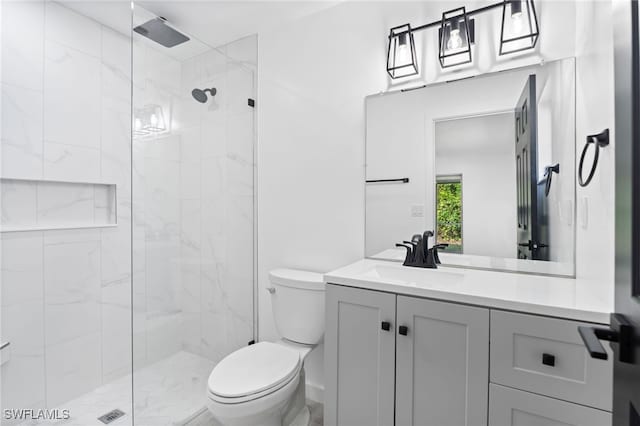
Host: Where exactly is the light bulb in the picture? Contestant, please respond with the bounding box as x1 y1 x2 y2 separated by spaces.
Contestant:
512 13 523 32
511 1 524 33
397 43 410 65
396 33 411 65
150 113 158 127
447 29 462 50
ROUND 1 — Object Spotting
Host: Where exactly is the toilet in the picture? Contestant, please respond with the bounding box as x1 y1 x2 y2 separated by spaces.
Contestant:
206 269 325 426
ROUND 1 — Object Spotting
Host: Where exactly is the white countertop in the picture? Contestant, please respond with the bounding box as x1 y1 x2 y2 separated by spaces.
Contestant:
324 259 613 324
371 248 574 277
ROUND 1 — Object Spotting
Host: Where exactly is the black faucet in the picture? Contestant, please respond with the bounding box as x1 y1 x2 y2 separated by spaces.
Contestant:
396 236 423 267
432 244 449 264
396 243 414 266
396 231 441 269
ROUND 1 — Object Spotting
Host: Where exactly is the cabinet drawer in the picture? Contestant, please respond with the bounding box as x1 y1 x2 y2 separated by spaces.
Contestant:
489 384 611 426
490 310 612 411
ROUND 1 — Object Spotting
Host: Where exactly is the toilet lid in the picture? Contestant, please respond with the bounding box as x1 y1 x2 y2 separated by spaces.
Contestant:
207 342 301 398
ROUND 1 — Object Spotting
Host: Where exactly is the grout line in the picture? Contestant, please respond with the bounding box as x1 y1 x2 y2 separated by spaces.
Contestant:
129 3 135 421
98 21 105 386
41 0 48 408
41 1 46 181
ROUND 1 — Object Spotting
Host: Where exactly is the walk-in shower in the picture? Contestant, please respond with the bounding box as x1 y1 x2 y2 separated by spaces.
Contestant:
0 2 257 425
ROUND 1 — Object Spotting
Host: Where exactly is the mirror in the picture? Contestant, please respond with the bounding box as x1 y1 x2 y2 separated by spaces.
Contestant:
365 58 576 276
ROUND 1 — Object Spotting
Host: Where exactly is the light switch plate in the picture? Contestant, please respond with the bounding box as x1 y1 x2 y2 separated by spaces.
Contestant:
411 204 424 218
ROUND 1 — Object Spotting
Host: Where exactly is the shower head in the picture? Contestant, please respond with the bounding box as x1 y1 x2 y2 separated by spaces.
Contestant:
133 18 189 48
192 88 217 103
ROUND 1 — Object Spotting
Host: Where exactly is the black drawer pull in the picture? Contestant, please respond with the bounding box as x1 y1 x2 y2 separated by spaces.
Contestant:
381 321 391 331
399 325 409 336
542 353 556 367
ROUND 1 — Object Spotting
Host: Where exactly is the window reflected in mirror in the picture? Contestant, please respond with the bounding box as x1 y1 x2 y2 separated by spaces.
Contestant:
436 175 463 253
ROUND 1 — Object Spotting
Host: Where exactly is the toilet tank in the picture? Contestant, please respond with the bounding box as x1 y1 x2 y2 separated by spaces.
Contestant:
268 269 325 345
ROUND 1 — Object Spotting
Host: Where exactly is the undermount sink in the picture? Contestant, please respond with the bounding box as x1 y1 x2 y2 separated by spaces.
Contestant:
362 263 464 286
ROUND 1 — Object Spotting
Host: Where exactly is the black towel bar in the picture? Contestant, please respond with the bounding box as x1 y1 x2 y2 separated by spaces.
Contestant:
366 178 410 184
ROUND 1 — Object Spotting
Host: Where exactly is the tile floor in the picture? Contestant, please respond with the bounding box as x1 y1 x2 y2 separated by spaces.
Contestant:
17 351 324 426
307 400 324 426
19 351 214 426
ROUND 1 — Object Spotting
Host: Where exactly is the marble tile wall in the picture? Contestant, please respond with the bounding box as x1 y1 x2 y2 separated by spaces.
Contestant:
131 36 183 371
132 34 256 368
1 1 132 421
174 35 256 363
1 2 256 419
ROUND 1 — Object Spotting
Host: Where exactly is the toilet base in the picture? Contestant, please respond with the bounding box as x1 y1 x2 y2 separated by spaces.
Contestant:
207 367 310 426
282 367 307 425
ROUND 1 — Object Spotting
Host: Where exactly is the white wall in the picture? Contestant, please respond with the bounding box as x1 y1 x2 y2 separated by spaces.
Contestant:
258 0 586 399
258 2 395 396
574 1 615 298
435 114 517 258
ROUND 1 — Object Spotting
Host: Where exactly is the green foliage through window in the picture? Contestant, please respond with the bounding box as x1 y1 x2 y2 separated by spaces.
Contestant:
436 178 462 253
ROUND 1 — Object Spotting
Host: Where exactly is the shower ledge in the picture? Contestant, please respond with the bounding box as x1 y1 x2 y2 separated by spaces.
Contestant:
1 177 118 232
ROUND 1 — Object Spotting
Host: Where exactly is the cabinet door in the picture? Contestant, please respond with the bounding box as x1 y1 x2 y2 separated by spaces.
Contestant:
395 296 489 426
489 384 612 426
324 284 396 426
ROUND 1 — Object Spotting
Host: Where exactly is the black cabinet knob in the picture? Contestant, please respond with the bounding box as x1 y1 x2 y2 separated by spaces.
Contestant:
399 325 409 336
381 321 391 331
542 353 556 367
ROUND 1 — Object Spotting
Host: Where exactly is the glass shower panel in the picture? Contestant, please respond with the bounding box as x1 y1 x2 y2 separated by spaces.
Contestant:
0 1 133 425
131 5 256 424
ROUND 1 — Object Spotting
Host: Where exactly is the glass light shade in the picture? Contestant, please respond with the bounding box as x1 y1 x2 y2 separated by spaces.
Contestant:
500 0 539 55
439 7 472 68
387 24 418 79
134 104 167 136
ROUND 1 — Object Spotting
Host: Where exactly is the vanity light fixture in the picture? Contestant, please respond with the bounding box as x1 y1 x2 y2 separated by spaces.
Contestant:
387 24 419 79
439 7 473 68
385 0 539 78
499 0 539 55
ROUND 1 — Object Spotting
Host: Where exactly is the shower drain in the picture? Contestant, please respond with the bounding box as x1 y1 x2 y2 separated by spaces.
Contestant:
98 409 126 424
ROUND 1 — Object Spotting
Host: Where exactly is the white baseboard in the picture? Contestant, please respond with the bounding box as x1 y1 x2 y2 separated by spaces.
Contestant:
305 382 324 403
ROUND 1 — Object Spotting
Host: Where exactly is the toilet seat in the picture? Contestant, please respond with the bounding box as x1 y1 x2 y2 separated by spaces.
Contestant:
207 342 302 404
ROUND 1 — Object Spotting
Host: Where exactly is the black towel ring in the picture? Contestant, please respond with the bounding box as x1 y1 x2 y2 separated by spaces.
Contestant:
544 163 560 197
578 129 610 187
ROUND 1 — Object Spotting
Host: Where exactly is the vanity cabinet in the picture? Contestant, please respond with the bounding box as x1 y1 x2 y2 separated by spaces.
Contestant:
324 284 490 426
325 283 614 426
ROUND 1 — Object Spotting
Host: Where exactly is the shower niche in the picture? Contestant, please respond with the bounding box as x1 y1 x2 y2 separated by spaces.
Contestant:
0 178 118 232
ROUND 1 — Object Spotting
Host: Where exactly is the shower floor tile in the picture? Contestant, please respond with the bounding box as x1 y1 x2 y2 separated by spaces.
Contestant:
19 351 215 426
